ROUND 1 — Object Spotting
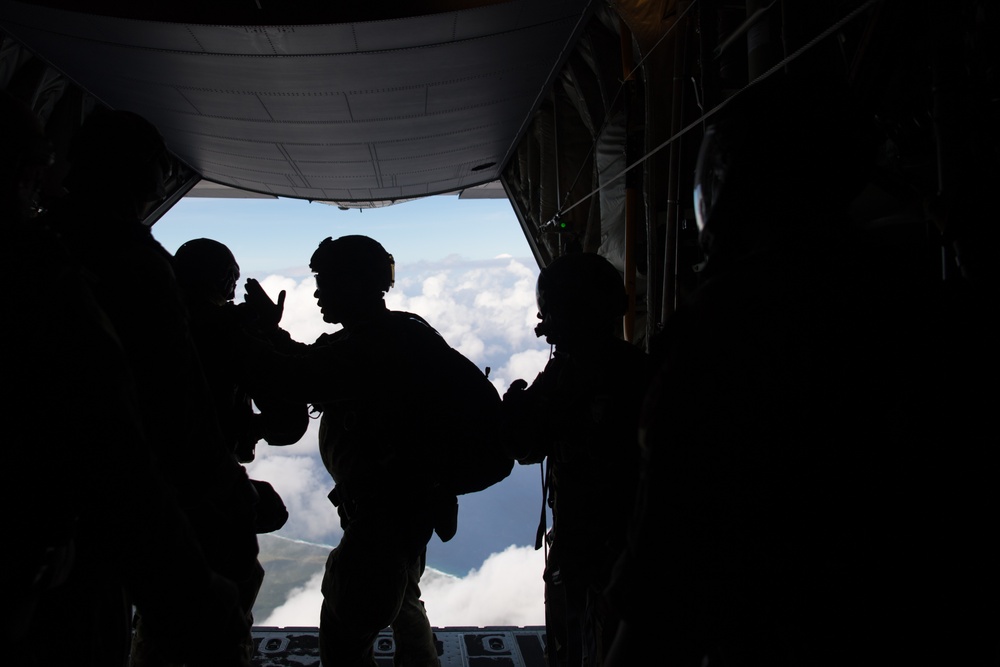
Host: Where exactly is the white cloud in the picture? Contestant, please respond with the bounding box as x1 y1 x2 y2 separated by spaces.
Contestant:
236 273 337 345
246 442 339 544
259 569 325 628
497 349 552 393
260 545 545 629
421 545 545 627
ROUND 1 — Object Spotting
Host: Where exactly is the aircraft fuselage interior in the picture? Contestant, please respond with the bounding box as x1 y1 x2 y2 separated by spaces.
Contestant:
3 1 997 665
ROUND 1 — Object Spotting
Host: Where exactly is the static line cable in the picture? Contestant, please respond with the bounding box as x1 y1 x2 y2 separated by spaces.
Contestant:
557 0 883 219
712 0 779 59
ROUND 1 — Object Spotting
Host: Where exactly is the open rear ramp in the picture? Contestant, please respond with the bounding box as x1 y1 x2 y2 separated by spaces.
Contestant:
252 626 548 667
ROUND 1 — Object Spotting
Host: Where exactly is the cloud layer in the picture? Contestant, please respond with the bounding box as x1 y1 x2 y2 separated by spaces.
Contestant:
260 545 546 629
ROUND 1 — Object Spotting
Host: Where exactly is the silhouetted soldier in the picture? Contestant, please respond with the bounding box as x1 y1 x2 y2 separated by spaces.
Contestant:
239 235 448 667
173 236 306 508
603 72 999 666
40 108 260 666
173 237 309 633
1 94 250 667
500 252 654 667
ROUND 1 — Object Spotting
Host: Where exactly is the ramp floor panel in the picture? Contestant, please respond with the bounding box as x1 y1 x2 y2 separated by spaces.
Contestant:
251 626 548 667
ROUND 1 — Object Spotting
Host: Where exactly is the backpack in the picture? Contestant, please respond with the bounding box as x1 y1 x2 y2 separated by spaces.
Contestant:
432 345 515 496
393 312 515 497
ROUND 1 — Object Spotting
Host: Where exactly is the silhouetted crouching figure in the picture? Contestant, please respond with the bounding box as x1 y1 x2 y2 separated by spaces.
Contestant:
240 235 458 667
603 72 1000 666
500 253 654 667
1 94 249 667
40 108 260 666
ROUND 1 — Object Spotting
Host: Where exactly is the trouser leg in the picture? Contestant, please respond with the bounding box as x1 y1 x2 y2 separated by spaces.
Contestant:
390 550 440 667
544 561 583 667
320 592 381 667
319 523 410 667
235 559 265 662
583 583 618 667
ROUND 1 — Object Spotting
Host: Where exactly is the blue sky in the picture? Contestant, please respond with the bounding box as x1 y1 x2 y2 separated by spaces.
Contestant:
152 195 535 275
152 193 553 627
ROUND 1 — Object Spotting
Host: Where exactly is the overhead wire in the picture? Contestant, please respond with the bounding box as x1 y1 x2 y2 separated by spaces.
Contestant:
556 0 701 216
552 0 884 221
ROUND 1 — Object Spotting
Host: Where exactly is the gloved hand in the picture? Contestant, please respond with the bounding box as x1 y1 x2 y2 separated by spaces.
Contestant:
504 378 529 397
210 465 260 533
500 377 545 462
242 278 285 328
251 479 289 533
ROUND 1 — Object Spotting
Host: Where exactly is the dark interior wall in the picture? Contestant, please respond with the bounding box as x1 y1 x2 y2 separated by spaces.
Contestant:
1 30 201 224
504 0 1000 352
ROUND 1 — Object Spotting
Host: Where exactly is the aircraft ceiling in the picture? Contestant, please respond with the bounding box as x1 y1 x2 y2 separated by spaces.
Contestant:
7 0 993 348
0 0 594 206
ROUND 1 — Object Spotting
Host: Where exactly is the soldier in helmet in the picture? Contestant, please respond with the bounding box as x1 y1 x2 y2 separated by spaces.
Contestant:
239 234 459 667
604 72 888 667
172 237 310 644
500 252 655 667
173 237 308 466
38 108 260 666
1 95 250 667
604 71 999 667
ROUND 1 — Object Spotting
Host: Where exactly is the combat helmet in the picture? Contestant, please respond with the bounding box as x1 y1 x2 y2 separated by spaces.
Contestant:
173 238 240 306
310 235 395 294
534 252 626 344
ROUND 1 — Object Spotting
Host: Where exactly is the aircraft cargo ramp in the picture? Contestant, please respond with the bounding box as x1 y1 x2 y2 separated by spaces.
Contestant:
251 626 548 667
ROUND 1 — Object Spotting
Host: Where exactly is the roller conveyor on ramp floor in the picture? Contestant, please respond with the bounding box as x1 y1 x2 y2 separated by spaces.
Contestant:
251 626 548 667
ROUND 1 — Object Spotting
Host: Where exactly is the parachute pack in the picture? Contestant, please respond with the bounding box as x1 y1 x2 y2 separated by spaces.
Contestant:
432 346 514 497
393 312 515 498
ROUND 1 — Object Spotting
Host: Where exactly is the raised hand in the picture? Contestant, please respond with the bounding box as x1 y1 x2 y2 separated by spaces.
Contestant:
242 278 285 327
